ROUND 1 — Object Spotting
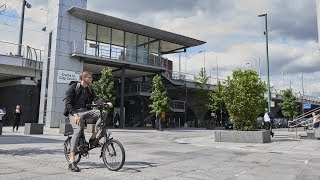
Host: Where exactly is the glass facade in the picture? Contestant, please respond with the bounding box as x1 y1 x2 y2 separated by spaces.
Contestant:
81 22 182 68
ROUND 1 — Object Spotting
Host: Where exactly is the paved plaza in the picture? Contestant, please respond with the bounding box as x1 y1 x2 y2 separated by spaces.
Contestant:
1 127 320 180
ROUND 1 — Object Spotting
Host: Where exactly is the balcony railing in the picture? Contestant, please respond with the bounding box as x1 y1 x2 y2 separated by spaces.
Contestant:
169 99 185 112
0 40 44 70
122 83 153 96
71 41 169 69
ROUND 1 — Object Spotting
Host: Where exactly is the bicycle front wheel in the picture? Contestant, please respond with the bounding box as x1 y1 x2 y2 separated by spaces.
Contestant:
102 139 125 171
64 137 81 164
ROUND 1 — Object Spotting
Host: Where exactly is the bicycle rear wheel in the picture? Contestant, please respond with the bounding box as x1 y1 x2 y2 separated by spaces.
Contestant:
64 137 81 164
102 139 125 171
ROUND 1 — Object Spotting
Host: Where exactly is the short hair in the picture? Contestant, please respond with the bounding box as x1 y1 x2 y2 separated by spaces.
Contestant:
80 71 92 80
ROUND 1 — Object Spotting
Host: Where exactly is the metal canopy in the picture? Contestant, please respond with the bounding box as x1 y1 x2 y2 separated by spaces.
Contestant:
68 7 206 52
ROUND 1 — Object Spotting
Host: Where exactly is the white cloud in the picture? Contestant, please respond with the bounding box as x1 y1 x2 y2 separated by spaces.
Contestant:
0 0 319 97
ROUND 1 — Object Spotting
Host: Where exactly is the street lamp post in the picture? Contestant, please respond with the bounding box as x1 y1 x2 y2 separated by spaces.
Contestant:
258 13 271 112
18 0 31 56
198 50 206 69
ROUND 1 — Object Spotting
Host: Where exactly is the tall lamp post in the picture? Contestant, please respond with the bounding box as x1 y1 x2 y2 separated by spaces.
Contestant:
18 0 32 56
258 13 271 112
198 50 206 69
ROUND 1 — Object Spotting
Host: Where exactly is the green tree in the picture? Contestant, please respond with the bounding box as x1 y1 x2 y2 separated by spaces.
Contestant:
92 67 115 104
222 70 267 131
149 74 169 129
279 89 299 120
208 80 227 123
193 67 210 126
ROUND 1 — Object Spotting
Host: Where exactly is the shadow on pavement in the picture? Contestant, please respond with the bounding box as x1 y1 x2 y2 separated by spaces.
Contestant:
79 161 158 173
0 135 64 144
0 147 63 156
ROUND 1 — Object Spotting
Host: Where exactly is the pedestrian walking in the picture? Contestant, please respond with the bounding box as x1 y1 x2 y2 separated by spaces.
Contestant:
264 109 274 137
13 105 22 132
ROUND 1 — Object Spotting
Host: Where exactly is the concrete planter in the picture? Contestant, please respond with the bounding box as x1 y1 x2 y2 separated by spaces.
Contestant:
24 123 44 134
59 123 73 134
214 130 271 143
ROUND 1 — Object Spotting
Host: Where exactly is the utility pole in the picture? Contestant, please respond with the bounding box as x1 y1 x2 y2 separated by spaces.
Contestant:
301 72 304 114
258 57 261 80
18 0 31 56
282 72 285 90
258 13 271 112
178 52 181 75
216 56 219 84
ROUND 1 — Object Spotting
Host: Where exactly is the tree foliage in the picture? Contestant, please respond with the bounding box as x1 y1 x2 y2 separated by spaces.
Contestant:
279 89 299 120
92 67 115 104
149 74 169 116
208 80 226 113
222 70 267 131
193 67 210 125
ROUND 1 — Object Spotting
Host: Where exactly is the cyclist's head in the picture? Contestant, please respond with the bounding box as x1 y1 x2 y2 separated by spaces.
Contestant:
80 71 93 85
106 102 113 109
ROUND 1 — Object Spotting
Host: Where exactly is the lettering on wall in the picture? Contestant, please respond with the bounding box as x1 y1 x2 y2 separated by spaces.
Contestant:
57 70 79 84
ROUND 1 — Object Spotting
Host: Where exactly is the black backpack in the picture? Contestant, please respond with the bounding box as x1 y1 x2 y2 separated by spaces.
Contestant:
63 81 92 101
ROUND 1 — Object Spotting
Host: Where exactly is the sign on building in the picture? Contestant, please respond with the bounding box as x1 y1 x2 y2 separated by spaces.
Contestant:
303 103 311 109
57 70 79 84
161 112 165 119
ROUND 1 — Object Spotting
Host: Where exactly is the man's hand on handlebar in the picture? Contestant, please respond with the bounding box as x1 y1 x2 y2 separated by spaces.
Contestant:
74 114 81 125
89 102 113 109
105 102 113 109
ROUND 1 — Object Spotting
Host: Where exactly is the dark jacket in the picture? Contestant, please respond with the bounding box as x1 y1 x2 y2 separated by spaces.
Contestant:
13 110 22 121
63 83 100 117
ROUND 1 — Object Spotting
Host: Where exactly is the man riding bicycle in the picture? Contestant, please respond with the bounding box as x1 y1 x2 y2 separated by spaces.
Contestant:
64 71 113 172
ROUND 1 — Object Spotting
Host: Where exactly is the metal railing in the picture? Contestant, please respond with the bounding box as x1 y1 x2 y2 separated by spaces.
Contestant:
287 107 320 138
273 88 320 105
0 40 44 70
288 107 320 127
0 40 44 63
123 83 153 96
169 98 185 112
71 40 169 69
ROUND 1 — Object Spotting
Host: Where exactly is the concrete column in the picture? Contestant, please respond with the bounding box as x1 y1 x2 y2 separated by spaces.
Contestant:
38 0 87 127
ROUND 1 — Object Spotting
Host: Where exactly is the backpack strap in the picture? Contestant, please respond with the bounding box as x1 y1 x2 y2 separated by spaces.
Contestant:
63 81 80 101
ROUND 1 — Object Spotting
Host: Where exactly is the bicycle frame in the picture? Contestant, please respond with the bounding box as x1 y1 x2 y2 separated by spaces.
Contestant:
72 105 113 155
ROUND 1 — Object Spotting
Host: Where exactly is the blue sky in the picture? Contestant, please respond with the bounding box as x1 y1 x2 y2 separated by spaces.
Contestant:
0 0 320 97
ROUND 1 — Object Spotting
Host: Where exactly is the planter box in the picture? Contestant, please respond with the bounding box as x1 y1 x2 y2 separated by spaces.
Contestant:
314 129 320 139
59 123 73 134
24 123 44 134
214 130 271 143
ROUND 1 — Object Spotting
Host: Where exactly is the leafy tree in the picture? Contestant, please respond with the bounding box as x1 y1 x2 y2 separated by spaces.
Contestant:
222 70 267 131
279 89 299 120
92 67 115 104
208 80 227 123
149 74 169 129
193 67 210 127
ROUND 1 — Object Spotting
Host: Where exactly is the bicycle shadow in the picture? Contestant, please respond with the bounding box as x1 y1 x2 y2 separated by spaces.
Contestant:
79 161 158 173
0 135 63 145
0 147 63 156
121 161 158 172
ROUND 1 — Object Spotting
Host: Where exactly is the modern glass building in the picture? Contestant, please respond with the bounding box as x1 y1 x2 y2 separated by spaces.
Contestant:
38 0 206 128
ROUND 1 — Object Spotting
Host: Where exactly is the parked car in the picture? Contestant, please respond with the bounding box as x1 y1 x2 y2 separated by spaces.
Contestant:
256 117 264 129
273 118 288 128
224 118 233 130
224 117 263 130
